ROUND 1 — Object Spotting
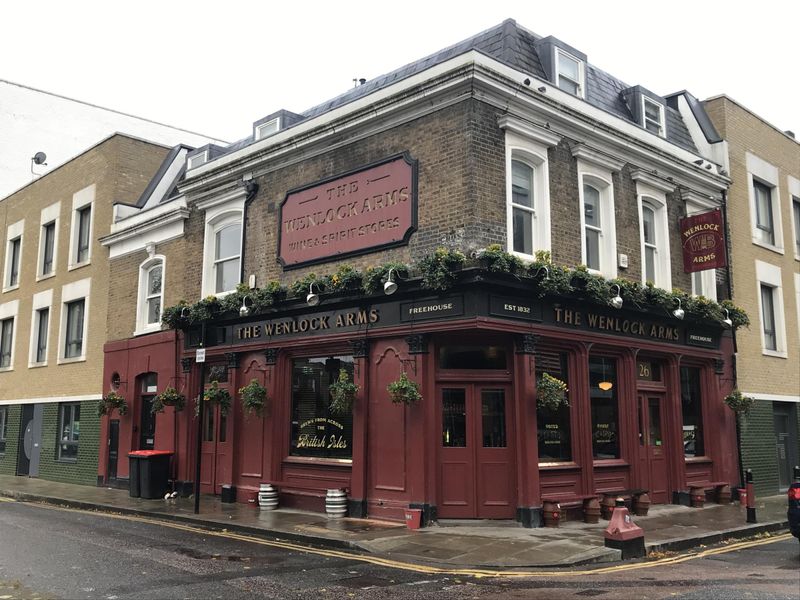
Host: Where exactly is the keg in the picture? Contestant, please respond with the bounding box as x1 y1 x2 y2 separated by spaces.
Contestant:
326 488 348 518
258 483 278 510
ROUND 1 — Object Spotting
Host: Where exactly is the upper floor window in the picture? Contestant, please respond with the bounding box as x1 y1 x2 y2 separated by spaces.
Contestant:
642 97 665 137
64 299 85 359
753 180 775 246
579 172 617 278
255 118 280 140
556 48 584 97
756 259 787 357
69 185 94 269
6 237 20 288
760 283 777 351
187 151 208 170
136 257 165 334
38 202 60 279
214 223 241 294
747 153 782 253
642 203 658 282
41 222 56 275
511 160 535 255
76 206 91 264
583 184 602 270
792 196 800 257
34 307 49 364
0 317 14 368
633 170 673 290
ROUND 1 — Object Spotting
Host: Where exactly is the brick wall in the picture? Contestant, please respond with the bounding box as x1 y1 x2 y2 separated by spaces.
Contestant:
0 405 21 475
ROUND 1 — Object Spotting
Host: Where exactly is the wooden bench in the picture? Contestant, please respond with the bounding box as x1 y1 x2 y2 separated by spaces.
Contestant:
599 489 650 517
541 493 601 525
688 481 730 507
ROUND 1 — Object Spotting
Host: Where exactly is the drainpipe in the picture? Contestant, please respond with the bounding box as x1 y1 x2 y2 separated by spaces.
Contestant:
239 178 260 285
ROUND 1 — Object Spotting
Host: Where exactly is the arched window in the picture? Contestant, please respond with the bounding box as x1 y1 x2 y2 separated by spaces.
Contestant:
642 202 657 283
511 160 535 255
136 256 165 335
214 222 241 293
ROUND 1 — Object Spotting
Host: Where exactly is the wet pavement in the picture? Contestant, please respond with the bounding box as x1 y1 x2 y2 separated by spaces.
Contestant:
0 475 789 568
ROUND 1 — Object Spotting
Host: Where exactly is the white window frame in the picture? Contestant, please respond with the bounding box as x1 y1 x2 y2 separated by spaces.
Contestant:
754 259 787 358
37 202 60 280
255 117 280 140
555 48 584 98
3 219 24 292
685 198 718 301
68 184 95 270
0 299 19 372
575 151 622 278
746 153 783 254
200 190 246 298
794 272 800 347
187 151 208 170
788 176 800 261
642 96 666 138
29 289 53 367
58 278 90 364
499 117 561 261
135 255 166 336
634 175 673 290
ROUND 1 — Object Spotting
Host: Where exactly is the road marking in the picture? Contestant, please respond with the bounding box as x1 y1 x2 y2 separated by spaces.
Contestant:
0 497 15 502
19 500 793 579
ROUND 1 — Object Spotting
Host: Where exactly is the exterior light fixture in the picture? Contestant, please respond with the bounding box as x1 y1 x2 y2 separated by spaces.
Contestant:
610 284 623 310
673 298 685 320
598 381 613 392
534 265 550 280
180 306 190 318
239 295 251 317
723 308 733 328
306 283 320 307
384 268 398 295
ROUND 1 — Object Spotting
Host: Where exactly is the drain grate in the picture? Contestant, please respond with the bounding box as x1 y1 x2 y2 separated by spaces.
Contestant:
575 590 609 597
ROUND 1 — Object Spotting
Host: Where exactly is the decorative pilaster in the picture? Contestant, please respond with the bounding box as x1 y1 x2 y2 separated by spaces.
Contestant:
515 333 540 354
405 334 429 354
263 348 279 365
351 339 370 358
225 352 240 369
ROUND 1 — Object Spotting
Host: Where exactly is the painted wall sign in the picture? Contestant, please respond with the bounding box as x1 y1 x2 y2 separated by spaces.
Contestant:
679 209 727 273
232 308 380 343
686 331 718 348
552 307 682 343
400 296 464 322
278 153 417 268
489 295 543 321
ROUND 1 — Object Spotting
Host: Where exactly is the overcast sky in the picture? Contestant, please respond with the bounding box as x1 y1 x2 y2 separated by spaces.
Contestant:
3 1 797 143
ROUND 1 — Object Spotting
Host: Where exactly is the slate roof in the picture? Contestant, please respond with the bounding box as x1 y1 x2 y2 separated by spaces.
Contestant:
210 19 700 162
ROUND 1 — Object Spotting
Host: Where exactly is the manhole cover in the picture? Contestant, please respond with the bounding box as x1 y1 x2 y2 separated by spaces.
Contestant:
338 575 394 589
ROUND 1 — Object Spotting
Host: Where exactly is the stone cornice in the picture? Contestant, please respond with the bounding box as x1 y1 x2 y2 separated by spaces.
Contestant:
570 143 626 172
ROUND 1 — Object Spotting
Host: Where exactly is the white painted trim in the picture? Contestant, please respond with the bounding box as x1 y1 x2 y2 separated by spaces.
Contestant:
28 289 53 367
555 47 585 99
577 159 617 278
636 182 672 290
0 299 19 372
58 278 91 363
795 272 800 347
68 184 95 269
0 393 103 406
37 202 60 280
744 393 800 403
3 219 24 292
202 202 244 298
788 176 800 261
187 150 208 170
754 259 787 358
642 95 666 138
746 152 783 253
570 143 625 172
135 255 165 336
255 117 281 140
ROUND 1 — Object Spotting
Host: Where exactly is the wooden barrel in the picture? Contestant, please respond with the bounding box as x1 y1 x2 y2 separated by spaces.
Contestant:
258 483 279 510
542 500 560 527
717 485 731 505
583 497 601 524
326 488 348 518
690 486 705 508
632 492 650 516
601 494 617 520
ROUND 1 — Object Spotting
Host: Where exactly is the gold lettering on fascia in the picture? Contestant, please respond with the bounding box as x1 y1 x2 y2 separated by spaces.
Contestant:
407 303 453 315
503 303 531 314
554 309 679 341
236 309 379 340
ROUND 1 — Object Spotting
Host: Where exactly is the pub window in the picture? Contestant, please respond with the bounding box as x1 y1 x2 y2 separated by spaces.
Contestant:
290 356 353 460
438 345 507 370
680 366 705 458
590 356 620 459
536 350 572 462
58 403 80 461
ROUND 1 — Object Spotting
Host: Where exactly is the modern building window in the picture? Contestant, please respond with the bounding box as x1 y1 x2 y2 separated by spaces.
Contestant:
589 356 619 460
760 284 777 351
41 222 56 275
290 356 353 460
792 196 800 257
64 299 85 359
35 308 49 364
0 406 7 454
680 366 705 458
6 237 20 288
57 403 80 462
75 205 91 264
556 48 583 97
753 180 775 246
642 97 665 136
536 351 571 462
214 223 241 294
0 317 13 368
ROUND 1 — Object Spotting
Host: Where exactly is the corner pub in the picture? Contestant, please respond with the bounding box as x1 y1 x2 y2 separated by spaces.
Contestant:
100 20 739 527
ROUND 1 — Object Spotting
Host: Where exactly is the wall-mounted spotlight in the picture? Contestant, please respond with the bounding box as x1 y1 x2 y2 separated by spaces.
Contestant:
610 284 623 309
180 306 190 319
533 265 550 280
722 308 733 328
306 283 320 307
673 298 685 320
384 268 399 295
239 295 251 317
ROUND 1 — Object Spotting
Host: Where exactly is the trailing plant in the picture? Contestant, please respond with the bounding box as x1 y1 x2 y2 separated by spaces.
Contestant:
724 389 754 415
720 300 749 329
570 265 609 304
162 301 190 329
290 272 325 298
529 262 572 298
534 250 552 264
97 391 128 417
151 386 186 414
362 262 410 295
239 379 268 418
387 371 422 405
329 368 358 415
327 264 363 292
200 381 232 416
191 295 220 323
536 372 569 412
251 280 286 312
477 244 524 274
418 247 466 291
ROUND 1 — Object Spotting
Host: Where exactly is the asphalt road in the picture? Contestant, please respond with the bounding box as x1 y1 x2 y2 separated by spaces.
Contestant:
0 499 797 599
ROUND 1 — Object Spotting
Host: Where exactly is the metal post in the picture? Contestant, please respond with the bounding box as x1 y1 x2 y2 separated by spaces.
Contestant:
794 465 800 483
193 326 206 515
745 468 756 523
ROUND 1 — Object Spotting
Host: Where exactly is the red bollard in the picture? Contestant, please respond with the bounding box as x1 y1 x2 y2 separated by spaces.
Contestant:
745 469 756 523
604 498 646 559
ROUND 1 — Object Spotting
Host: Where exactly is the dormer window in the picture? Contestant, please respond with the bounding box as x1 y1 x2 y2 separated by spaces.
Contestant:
255 117 280 140
643 97 665 137
187 151 208 170
556 49 584 97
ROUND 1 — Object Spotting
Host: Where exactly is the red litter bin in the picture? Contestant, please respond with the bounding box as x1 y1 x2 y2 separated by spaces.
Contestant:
404 508 422 530
128 450 173 499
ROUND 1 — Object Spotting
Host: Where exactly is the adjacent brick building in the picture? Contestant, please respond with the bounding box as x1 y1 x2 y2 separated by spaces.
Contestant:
100 20 742 525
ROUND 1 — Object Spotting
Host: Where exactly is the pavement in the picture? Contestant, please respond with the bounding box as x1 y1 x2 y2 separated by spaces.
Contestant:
0 474 789 569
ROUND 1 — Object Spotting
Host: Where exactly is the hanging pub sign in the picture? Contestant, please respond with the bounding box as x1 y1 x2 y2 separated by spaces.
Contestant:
278 153 417 269
679 209 727 273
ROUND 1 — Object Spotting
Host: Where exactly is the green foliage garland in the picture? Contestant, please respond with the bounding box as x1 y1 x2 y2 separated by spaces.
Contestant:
418 247 466 291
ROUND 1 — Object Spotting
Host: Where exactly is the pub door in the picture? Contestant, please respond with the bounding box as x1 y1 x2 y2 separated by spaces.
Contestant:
438 384 515 519
199 392 232 494
637 393 670 503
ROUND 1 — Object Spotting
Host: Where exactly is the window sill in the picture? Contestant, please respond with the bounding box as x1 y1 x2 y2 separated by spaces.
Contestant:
762 349 788 359
751 238 784 255
592 459 629 468
134 324 163 337
36 272 56 283
684 456 712 464
57 356 86 365
283 456 353 467
2 284 19 294
28 362 47 369
68 261 91 272
539 461 580 470
0 366 13 373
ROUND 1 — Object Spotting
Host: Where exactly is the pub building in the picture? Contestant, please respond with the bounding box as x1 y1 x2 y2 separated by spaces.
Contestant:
99 19 740 526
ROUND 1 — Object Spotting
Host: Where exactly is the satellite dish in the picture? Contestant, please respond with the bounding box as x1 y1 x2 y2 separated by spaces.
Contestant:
32 152 47 165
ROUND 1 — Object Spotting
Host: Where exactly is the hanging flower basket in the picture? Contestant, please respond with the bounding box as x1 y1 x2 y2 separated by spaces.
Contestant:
239 379 268 418
724 389 754 415
536 373 569 412
201 381 232 416
151 386 186 414
387 371 422 405
97 391 128 417
329 368 358 415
